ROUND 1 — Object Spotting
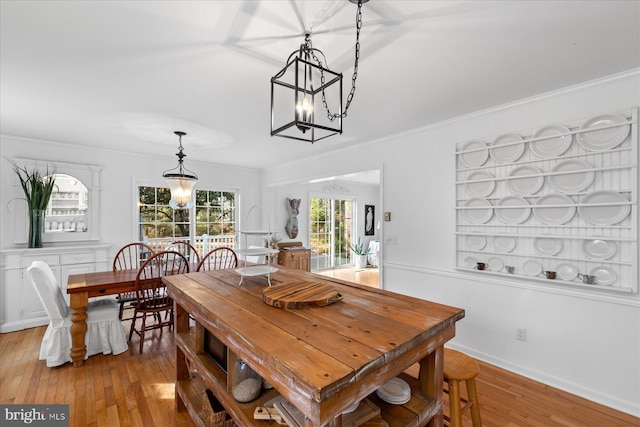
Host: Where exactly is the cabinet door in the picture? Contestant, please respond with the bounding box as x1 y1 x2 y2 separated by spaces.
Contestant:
23 265 61 320
61 263 95 305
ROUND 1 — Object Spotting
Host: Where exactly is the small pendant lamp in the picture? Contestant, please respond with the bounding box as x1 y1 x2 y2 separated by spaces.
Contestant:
162 131 198 209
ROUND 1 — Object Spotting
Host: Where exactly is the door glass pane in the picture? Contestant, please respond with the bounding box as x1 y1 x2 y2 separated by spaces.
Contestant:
309 197 352 271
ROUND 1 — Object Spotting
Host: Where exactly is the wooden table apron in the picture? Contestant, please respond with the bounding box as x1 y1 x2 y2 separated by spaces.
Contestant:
165 268 465 427
66 269 140 367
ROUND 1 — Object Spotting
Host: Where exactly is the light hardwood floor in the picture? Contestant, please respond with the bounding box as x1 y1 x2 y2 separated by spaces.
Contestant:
2 325 638 427
316 266 380 288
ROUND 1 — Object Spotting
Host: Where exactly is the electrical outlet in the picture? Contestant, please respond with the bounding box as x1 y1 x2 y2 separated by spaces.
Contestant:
516 328 527 341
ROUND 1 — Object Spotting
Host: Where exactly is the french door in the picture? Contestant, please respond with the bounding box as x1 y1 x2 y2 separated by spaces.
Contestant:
309 197 352 271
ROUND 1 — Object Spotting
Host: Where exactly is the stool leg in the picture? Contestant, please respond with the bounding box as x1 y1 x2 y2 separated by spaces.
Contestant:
466 378 482 427
449 379 462 427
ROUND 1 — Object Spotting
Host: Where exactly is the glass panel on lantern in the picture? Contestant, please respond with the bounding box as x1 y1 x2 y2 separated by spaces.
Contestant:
271 56 343 143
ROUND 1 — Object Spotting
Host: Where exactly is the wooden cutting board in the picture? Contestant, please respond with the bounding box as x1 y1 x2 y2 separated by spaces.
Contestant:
263 282 343 309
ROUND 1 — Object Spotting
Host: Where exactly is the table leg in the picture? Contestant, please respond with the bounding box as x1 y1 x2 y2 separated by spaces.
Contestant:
69 291 88 367
420 345 444 427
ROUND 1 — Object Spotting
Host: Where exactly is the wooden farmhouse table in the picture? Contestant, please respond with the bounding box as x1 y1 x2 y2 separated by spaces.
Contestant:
164 267 465 427
66 268 139 366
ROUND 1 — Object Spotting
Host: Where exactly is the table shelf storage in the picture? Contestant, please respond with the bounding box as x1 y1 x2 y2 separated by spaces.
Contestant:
455 108 638 294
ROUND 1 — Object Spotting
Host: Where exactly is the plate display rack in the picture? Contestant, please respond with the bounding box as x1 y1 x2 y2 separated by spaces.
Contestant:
236 205 279 286
454 108 638 294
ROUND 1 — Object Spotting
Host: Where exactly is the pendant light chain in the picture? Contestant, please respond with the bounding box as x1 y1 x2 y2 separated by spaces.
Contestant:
312 0 363 122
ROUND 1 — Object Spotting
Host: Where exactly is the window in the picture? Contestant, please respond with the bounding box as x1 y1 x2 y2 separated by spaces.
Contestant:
138 186 237 253
309 197 352 271
194 190 236 241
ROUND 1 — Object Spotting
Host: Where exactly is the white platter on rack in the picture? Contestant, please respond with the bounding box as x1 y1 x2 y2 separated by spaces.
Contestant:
465 235 487 251
490 133 525 163
530 124 573 158
487 257 504 272
590 266 617 286
533 194 576 225
464 256 478 268
464 198 493 224
493 234 517 252
534 236 563 256
495 196 531 224
548 160 595 193
507 165 544 196
577 113 630 151
459 140 489 168
577 191 630 225
523 260 543 277
582 237 618 259
466 171 496 197
556 263 579 281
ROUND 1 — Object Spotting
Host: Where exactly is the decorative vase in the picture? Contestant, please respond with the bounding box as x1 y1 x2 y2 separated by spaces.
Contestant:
28 209 45 248
356 254 368 268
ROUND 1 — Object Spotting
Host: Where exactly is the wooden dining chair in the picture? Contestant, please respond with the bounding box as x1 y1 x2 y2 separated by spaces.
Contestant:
113 242 155 320
166 241 201 266
128 250 188 353
197 247 238 271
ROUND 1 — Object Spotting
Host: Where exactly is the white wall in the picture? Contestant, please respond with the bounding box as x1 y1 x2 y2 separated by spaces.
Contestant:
0 135 263 258
263 70 640 416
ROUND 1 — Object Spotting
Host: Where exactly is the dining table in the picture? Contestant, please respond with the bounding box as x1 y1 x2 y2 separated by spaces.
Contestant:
66 268 140 366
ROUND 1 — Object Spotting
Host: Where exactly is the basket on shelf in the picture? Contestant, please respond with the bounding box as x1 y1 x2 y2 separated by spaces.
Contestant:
203 389 236 427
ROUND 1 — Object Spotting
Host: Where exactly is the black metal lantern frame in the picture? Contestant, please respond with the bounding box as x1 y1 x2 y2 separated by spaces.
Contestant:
271 40 343 143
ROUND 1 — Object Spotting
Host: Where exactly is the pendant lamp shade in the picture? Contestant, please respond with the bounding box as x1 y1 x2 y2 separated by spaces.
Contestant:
162 131 198 209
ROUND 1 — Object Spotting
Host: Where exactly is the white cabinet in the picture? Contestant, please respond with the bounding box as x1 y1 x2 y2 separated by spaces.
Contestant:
0 244 111 333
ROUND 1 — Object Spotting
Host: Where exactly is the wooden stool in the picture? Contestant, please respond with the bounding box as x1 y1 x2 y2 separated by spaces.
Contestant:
443 348 482 427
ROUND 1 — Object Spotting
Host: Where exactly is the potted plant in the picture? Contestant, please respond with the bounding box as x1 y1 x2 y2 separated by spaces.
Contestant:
12 163 56 248
350 237 371 268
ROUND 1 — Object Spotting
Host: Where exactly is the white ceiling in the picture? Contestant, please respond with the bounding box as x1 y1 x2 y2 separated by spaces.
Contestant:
1 1 639 170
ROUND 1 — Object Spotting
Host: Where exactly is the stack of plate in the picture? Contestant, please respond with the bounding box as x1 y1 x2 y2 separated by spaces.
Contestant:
376 377 411 405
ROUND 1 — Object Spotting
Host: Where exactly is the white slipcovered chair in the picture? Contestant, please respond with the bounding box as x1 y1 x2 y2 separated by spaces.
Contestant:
26 261 128 367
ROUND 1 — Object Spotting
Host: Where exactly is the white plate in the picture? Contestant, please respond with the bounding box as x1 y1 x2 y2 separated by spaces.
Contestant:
533 194 576 225
590 266 617 286
464 256 478 268
534 236 563 256
578 191 630 225
582 238 617 260
377 377 410 400
556 263 578 281
342 401 360 414
465 171 496 198
376 393 411 405
487 257 504 272
577 113 630 151
465 235 487 251
495 196 531 224
530 124 573 158
493 234 517 253
459 140 489 168
463 198 493 224
523 260 543 277
507 165 544 196
490 133 525 163
548 160 595 194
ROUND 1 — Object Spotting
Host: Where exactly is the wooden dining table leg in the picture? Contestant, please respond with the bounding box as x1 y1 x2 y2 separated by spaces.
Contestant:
420 345 444 427
69 291 89 367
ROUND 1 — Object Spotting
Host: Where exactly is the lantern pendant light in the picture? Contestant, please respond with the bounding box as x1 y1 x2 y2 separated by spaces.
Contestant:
270 0 368 143
162 131 198 209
